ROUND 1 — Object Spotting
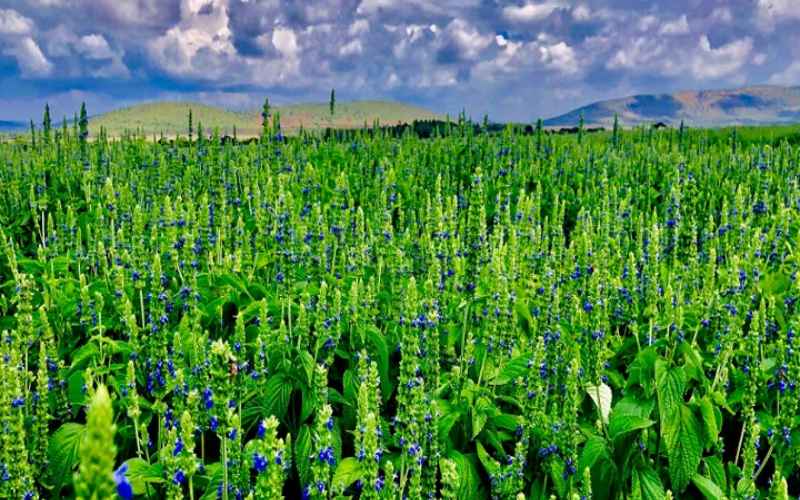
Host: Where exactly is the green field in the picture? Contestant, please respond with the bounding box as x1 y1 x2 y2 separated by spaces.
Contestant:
2 111 800 499
90 100 442 137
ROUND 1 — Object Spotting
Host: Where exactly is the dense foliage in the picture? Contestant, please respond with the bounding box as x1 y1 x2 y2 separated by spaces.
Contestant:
1 112 800 499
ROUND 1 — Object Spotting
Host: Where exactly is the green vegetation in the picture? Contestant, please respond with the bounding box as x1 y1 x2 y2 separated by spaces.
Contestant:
1 105 800 499
89 100 442 137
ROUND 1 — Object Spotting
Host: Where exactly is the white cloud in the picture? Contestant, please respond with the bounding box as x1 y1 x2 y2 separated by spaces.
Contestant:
503 1 564 22
690 35 753 79
757 0 800 29
78 34 115 60
148 0 237 79
769 61 800 85
348 19 369 36
659 14 689 35
710 7 733 23
272 27 299 59
637 15 658 32
339 38 363 56
0 8 34 35
607 37 664 69
445 18 492 60
4 37 53 77
538 40 578 74
572 4 591 22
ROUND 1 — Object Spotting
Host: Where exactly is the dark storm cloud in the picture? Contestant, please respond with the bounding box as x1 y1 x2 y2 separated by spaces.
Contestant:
0 0 798 123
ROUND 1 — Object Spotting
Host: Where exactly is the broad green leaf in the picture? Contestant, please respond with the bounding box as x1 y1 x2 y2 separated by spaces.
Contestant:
48 423 86 493
608 395 655 440
664 404 703 492
632 465 665 500
704 456 727 493
587 383 612 424
627 348 658 395
471 396 492 439
696 396 720 448
298 351 315 387
263 373 293 422
692 474 726 500
295 425 313 485
447 450 482 499
476 441 500 475
655 359 685 423
579 435 609 471
332 457 363 493
492 353 530 385
124 458 165 495
608 414 654 441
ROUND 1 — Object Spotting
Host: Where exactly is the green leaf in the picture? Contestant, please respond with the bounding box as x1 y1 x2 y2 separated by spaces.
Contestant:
608 396 655 440
471 396 492 439
298 351 315 387
476 441 500 475
579 435 609 471
69 342 99 372
664 404 703 492
627 348 658 395
124 458 165 495
609 414 654 441
655 359 685 424
704 457 727 493
692 474 726 500
263 373 293 422
48 423 86 493
586 383 613 424
295 425 312 485
696 396 720 448
632 465 665 500
492 353 530 385
447 450 481 499
332 457 363 492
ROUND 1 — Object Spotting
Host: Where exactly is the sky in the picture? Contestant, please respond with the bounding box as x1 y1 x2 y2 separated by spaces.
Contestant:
0 0 799 123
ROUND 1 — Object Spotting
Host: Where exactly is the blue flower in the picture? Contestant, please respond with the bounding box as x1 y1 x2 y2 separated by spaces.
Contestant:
173 437 184 457
253 452 268 473
173 469 185 485
114 463 134 500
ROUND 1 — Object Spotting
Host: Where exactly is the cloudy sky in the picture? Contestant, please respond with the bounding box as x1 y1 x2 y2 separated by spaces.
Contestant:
0 0 798 122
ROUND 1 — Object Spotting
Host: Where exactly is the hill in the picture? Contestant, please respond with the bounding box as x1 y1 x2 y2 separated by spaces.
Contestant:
90 100 442 137
544 85 800 127
0 120 25 132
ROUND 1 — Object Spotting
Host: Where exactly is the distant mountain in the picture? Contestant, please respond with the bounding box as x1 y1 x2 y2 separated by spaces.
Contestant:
544 85 800 127
90 100 442 137
0 120 25 132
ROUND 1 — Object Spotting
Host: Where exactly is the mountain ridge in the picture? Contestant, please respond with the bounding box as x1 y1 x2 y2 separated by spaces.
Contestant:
544 85 800 127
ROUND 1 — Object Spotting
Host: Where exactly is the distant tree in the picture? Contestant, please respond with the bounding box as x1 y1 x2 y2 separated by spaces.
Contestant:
43 103 51 144
30 120 36 147
233 124 238 141
188 109 193 143
262 97 271 139
329 89 336 117
578 113 585 144
678 119 685 149
535 118 543 153
78 103 88 159
612 114 619 148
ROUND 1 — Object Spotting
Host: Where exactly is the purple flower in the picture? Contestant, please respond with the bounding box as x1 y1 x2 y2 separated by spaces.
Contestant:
114 463 134 500
253 452 268 473
173 437 184 457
